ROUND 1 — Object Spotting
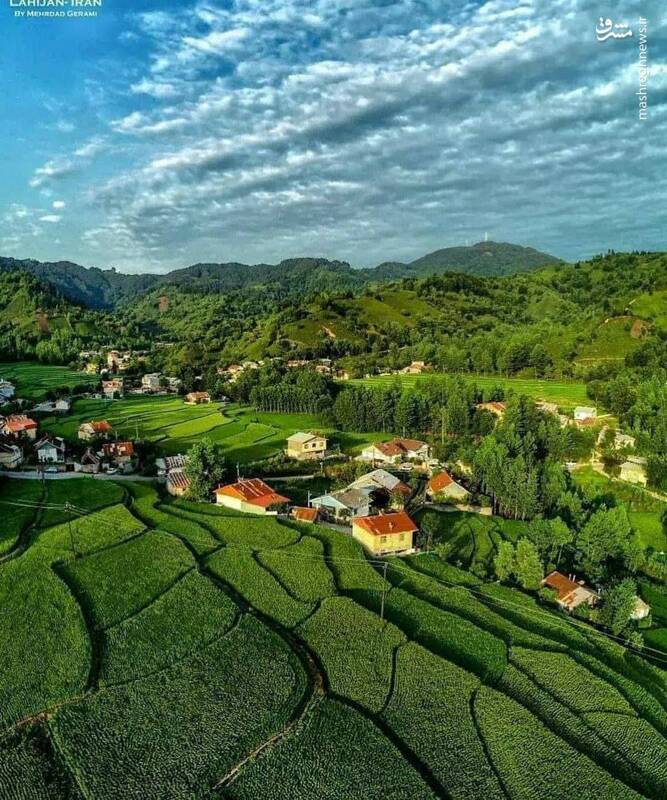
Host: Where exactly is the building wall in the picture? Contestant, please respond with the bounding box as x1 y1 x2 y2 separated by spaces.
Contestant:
287 438 327 460
0 450 21 469
352 524 414 555
215 494 277 515
359 447 393 463
38 448 61 464
429 483 469 501
620 465 647 486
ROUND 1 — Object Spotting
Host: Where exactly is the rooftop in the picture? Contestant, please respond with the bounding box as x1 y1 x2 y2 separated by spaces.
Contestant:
354 510 418 537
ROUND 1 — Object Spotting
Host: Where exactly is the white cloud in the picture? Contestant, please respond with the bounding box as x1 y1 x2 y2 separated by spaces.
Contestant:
52 200 66 210
39 214 62 223
130 78 181 99
29 159 75 188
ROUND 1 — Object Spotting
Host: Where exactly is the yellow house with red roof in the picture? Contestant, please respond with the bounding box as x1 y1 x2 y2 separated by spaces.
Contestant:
352 510 418 556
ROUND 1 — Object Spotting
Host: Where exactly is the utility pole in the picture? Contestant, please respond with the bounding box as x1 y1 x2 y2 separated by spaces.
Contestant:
65 502 78 559
379 561 389 622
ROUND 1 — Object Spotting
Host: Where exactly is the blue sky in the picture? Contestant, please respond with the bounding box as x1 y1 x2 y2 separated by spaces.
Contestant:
0 0 665 273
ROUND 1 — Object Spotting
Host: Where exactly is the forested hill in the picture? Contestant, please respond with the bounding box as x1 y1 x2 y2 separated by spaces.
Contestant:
370 241 561 280
119 250 667 373
0 241 557 309
4 249 665 379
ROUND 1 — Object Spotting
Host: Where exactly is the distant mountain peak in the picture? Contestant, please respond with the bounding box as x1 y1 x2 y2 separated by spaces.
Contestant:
0 241 560 309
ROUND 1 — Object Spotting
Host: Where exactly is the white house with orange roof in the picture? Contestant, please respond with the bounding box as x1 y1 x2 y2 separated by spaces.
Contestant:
215 478 289 515
426 470 469 501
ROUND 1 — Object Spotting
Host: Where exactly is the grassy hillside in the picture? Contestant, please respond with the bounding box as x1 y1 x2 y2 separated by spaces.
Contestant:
0 243 559 310
1 478 666 798
0 361 97 400
250 252 667 368
3 251 666 376
404 240 560 277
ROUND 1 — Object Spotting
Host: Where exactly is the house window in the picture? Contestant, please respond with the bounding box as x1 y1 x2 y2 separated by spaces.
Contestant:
380 536 387 544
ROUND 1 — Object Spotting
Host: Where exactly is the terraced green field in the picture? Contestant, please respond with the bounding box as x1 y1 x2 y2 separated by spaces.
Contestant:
41 396 384 461
0 361 97 400
1 476 666 799
351 372 590 409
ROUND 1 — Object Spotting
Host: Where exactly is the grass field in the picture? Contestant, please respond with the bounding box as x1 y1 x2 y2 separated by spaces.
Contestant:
572 466 667 551
0 361 97 401
350 372 590 409
413 507 531 575
1 476 666 799
41 395 386 461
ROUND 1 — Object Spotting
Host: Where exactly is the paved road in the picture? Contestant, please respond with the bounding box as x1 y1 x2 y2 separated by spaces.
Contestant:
0 470 156 482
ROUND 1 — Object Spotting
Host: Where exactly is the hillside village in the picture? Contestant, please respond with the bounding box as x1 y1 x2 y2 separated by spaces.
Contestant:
1 350 662 654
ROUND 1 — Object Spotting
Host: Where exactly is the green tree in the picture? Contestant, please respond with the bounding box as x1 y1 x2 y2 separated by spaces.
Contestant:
514 538 543 589
575 506 634 579
184 438 226 501
494 541 515 582
599 579 638 636
529 517 572 565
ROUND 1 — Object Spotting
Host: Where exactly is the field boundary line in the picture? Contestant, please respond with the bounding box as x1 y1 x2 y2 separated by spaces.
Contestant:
100 610 244 690
47 719 95 800
469 688 512 800
502 662 658 799
100 566 197 632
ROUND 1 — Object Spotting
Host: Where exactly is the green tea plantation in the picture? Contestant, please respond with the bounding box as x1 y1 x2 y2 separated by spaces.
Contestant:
0 477 666 799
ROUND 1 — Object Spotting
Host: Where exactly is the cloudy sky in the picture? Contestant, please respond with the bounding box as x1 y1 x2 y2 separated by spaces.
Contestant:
0 0 665 273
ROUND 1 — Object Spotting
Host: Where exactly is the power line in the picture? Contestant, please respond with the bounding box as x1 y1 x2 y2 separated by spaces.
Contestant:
4 494 665 665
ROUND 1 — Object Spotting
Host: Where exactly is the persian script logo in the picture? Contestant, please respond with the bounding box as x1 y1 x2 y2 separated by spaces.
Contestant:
596 17 633 42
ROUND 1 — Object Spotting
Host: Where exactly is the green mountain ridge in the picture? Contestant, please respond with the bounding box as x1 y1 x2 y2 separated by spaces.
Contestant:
120 251 666 375
0 241 559 310
2 249 665 381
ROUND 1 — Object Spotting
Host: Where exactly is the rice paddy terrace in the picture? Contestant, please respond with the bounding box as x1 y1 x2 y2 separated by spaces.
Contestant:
1 477 667 799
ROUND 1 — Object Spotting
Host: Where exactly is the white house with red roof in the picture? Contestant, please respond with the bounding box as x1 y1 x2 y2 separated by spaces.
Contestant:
358 437 430 465
102 441 135 467
78 420 112 441
2 415 38 440
102 378 124 399
215 478 289 515
541 571 598 613
426 470 469 501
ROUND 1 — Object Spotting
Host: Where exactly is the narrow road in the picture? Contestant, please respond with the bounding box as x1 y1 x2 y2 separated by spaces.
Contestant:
0 470 156 482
